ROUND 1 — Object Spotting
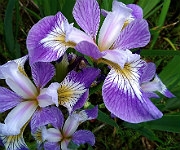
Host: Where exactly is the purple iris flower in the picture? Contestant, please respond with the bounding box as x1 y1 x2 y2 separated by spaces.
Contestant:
32 106 98 150
0 56 56 149
66 0 174 123
26 0 173 123
0 55 100 149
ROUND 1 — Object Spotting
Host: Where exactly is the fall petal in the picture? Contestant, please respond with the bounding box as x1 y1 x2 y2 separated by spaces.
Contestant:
27 12 72 64
72 130 95 146
102 61 162 123
0 87 22 113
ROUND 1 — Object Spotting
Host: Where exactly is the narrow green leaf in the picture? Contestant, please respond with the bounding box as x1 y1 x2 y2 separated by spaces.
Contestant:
123 122 162 143
61 0 75 23
150 0 171 49
140 49 180 56
24 7 41 20
159 55 180 89
144 3 163 19
97 109 119 128
144 115 180 133
4 0 16 54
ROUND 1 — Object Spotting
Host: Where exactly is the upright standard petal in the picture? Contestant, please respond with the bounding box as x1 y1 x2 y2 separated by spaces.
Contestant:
27 12 74 64
73 0 100 38
31 62 55 88
72 130 95 146
102 57 163 123
42 128 62 143
0 56 28 80
127 4 143 19
113 19 150 50
0 61 38 99
63 107 97 137
0 87 22 113
0 101 37 135
98 1 132 51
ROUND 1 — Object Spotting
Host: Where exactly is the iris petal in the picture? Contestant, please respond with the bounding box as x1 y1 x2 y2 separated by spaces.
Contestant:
27 12 73 64
0 124 28 150
73 0 100 38
31 62 55 88
98 1 132 51
0 101 37 135
102 59 163 123
127 4 143 19
1 61 38 99
72 130 95 146
58 77 87 112
113 19 150 50
42 128 62 142
0 87 22 113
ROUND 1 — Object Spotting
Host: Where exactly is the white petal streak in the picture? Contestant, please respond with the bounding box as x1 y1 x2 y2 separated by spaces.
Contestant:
63 111 88 136
106 59 144 102
98 2 132 51
42 128 62 142
58 78 86 112
1 62 38 99
40 17 72 57
3 101 37 135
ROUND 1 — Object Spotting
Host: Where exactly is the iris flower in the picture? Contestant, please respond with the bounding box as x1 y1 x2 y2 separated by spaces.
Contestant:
32 106 98 150
0 56 100 149
26 0 173 123
0 56 56 149
67 0 174 123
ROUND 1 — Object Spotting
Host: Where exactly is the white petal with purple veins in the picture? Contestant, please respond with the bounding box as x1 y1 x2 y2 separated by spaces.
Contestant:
102 60 163 123
1 62 38 99
0 101 37 135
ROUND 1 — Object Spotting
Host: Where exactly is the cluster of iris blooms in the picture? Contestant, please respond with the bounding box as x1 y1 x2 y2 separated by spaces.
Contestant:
0 0 174 149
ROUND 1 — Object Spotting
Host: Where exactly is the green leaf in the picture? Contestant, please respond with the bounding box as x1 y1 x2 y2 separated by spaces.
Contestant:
61 0 75 22
150 0 171 49
97 109 119 128
144 114 180 133
138 0 161 18
159 56 180 91
140 49 180 57
4 0 15 55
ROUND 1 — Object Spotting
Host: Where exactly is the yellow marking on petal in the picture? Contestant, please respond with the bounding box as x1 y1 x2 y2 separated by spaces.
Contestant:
57 79 86 109
97 58 132 77
18 66 28 77
0 123 28 150
55 34 76 48
58 84 75 105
